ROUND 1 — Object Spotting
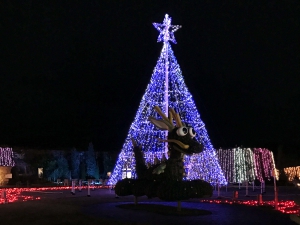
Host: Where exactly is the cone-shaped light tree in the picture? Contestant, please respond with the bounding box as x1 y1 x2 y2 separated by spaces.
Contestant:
109 14 227 185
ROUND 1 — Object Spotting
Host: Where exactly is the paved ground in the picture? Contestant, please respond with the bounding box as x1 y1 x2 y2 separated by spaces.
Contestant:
20 185 300 225
84 200 295 225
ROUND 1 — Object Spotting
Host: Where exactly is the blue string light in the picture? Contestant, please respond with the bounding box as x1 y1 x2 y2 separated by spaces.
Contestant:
108 14 227 185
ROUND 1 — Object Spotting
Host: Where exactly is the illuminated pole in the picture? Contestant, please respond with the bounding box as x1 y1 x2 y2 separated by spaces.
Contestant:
79 179 82 192
153 14 181 159
245 170 249 197
153 14 181 158
273 169 278 210
87 180 91 197
164 41 169 158
71 180 75 195
1 189 7 204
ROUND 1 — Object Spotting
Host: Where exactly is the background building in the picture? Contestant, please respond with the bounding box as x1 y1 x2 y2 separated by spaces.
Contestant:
0 147 15 185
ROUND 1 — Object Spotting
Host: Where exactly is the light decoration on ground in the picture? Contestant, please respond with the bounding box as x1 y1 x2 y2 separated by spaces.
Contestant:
0 186 108 204
216 148 276 183
0 188 40 204
0 147 15 166
284 166 300 181
200 199 300 215
108 14 226 185
1 187 299 215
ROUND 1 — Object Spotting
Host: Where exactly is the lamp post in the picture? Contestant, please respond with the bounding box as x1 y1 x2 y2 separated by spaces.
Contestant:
273 169 278 210
245 170 249 197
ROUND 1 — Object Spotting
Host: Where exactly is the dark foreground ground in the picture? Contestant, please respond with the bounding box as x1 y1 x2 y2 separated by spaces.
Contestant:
0 185 299 225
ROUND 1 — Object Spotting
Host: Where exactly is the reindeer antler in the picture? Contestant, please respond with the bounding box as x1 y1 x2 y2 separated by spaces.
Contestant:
154 106 169 122
148 106 174 131
169 108 183 127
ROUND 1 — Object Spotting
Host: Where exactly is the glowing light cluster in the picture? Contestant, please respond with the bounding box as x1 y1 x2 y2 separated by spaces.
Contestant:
0 147 15 166
216 148 276 183
284 166 300 181
0 188 40 204
108 14 226 185
200 199 300 214
1 187 299 215
0 186 109 204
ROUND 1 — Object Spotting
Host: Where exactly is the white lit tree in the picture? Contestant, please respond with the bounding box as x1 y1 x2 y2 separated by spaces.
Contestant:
71 148 80 179
86 142 97 179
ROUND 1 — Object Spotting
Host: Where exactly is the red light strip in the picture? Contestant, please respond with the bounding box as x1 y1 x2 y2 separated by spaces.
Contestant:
0 186 106 204
0 187 299 215
200 199 300 214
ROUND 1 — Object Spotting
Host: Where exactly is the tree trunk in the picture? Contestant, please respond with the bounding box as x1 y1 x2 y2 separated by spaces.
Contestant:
134 196 138 205
177 201 181 212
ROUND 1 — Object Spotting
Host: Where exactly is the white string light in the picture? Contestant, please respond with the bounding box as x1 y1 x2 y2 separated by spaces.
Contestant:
216 148 276 183
0 147 15 167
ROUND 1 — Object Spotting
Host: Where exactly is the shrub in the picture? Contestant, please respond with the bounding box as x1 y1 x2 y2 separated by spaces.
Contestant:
157 180 213 201
115 178 136 196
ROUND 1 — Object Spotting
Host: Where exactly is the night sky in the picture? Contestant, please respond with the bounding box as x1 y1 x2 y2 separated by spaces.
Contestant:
1 1 299 155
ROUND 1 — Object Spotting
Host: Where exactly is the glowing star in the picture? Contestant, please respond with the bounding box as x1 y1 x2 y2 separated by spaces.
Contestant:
153 14 181 43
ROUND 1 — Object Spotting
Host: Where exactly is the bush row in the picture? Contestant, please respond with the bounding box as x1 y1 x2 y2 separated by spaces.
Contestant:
115 178 213 201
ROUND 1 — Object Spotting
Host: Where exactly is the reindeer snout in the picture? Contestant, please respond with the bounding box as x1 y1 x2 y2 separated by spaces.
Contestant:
189 141 204 154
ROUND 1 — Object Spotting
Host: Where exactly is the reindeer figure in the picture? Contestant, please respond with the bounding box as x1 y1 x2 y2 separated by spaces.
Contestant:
132 106 204 181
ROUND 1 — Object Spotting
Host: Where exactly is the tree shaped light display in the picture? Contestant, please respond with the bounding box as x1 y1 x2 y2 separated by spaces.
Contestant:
284 166 300 181
108 14 226 185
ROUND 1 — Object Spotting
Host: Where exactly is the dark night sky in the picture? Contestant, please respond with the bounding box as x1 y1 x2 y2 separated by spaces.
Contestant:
1 1 299 155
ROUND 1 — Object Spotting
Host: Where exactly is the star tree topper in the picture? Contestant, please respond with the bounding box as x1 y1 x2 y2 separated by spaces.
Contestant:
153 14 181 44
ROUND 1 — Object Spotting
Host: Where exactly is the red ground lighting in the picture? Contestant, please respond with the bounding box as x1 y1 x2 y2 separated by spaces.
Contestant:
0 187 299 215
0 186 102 204
200 199 300 214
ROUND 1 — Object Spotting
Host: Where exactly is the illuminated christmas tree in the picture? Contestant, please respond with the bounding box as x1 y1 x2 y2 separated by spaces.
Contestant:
109 14 226 185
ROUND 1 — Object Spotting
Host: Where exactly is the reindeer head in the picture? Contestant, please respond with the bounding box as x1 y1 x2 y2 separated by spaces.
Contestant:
148 106 204 156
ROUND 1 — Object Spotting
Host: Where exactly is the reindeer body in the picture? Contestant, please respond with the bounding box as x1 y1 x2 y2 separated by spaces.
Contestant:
132 106 204 181
115 106 212 201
